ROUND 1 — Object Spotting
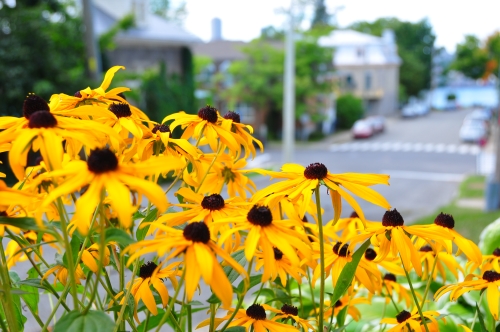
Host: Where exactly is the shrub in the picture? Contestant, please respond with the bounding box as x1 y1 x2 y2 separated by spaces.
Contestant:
336 94 364 129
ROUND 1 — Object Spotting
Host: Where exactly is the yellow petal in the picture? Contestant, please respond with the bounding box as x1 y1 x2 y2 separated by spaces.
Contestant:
487 283 499 320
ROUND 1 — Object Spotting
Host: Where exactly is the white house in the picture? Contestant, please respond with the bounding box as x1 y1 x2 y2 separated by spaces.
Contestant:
319 29 401 115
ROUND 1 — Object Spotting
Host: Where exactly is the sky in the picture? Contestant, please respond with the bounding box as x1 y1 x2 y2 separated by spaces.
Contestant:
184 0 500 53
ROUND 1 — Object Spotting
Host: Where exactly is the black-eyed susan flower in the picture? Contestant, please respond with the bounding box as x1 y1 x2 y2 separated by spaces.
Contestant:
322 295 370 322
223 111 264 159
111 261 180 320
217 205 311 268
411 212 482 265
125 222 247 308
0 180 34 235
312 241 380 293
154 187 248 228
382 273 412 308
163 105 240 155
418 245 464 282
268 303 315 330
250 162 390 221
435 270 500 320
198 303 299 331
40 148 185 234
349 209 452 276
477 248 500 273
42 263 86 286
380 309 440 332
254 247 306 286
81 243 111 273
362 247 405 277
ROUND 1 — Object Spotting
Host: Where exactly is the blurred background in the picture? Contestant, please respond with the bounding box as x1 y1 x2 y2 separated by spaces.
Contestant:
2 0 500 226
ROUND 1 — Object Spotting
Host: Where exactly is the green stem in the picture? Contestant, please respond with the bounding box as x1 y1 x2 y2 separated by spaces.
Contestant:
143 311 151 331
195 143 221 193
314 186 326 332
420 255 439 309
252 281 265 304
306 268 317 314
41 282 72 332
400 257 429 332
55 198 79 309
0 241 19 332
471 291 485 331
383 281 400 312
113 261 140 332
187 304 192 332
297 282 304 318
209 303 217 332
154 267 186 332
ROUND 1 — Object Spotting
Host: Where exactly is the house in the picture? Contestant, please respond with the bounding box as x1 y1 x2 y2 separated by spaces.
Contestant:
319 29 401 115
92 0 202 74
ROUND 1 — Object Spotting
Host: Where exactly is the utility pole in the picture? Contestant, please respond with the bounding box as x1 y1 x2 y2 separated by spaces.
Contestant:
82 0 101 81
282 0 295 164
486 65 500 210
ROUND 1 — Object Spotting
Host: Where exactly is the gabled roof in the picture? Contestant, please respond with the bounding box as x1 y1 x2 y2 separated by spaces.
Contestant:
319 29 383 47
93 0 202 46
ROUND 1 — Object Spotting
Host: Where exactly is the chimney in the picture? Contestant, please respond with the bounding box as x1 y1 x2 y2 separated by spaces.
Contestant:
211 17 222 41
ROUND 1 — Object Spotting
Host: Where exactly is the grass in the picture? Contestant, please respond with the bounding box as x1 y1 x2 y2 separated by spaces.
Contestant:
412 174 500 243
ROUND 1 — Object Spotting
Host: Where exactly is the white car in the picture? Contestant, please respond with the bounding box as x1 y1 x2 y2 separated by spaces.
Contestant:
459 122 487 143
351 120 374 139
366 116 385 133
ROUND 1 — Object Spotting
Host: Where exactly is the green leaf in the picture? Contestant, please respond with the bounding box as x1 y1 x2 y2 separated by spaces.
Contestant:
0 216 47 233
20 283 40 315
11 293 27 331
103 228 135 247
479 217 500 255
476 303 488 332
235 274 262 295
63 234 81 267
18 278 50 291
336 305 348 327
223 327 246 332
136 308 176 332
331 240 370 305
53 310 115 332
136 208 158 241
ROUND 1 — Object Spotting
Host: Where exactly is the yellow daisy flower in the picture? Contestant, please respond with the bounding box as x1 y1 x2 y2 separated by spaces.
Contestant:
254 247 306 286
125 222 247 308
349 209 452 276
382 273 413 308
111 261 180 320
40 148 185 234
217 205 311 267
269 303 315 330
222 111 264 159
199 303 299 332
380 309 440 332
250 162 390 221
81 243 111 273
162 105 240 155
322 295 370 322
42 263 86 286
475 248 500 273
362 247 405 277
435 270 500 320
418 244 464 282
0 180 34 235
411 212 482 265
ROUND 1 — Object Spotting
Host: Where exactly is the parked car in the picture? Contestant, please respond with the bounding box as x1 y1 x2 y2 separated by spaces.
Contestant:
459 121 487 143
366 115 385 133
401 104 418 118
351 119 374 139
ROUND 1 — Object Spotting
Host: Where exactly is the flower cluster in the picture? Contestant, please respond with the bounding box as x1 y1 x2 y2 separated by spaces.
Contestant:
0 66 497 332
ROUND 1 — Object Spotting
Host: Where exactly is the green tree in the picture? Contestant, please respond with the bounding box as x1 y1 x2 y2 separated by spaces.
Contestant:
336 94 364 129
0 0 92 116
221 30 333 136
311 0 330 28
150 0 187 25
451 35 489 79
350 18 435 99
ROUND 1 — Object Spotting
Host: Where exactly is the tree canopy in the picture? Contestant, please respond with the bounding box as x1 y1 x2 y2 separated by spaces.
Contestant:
350 18 435 100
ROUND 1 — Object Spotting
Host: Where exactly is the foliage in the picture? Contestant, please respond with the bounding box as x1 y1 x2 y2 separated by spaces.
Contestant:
0 0 93 117
335 94 364 129
310 0 330 28
350 18 435 100
149 0 187 25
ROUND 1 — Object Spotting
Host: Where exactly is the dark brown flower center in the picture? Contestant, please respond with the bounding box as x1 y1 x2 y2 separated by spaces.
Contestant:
493 248 500 257
74 91 82 98
28 111 58 128
247 205 272 227
334 300 343 308
152 124 171 134
246 304 266 320
382 209 404 227
87 148 118 174
23 93 50 119
273 247 283 260
419 245 433 252
223 111 240 123
183 222 210 244
383 273 397 282
364 248 377 261
333 242 350 257
396 310 412 323
303 162 328 180
109 103 132 118
0 211 7 217
483 270 500 282
350 211 359 218
139 261 157 279
280 304 298 316
434 212 455 229
201 194 225 211
198 105 218 123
